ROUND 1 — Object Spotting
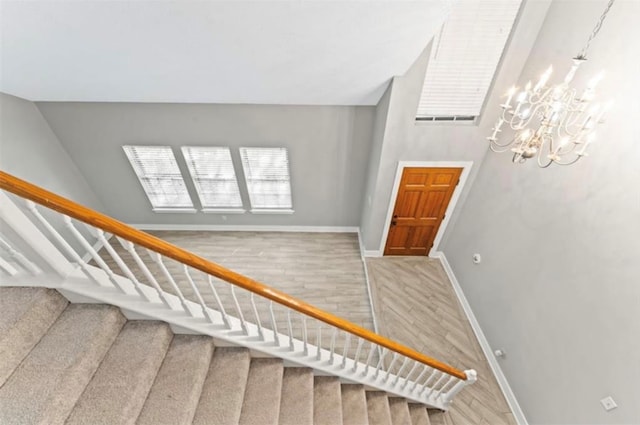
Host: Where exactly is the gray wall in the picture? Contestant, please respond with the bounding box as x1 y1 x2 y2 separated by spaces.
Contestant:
359 81 392 244
359 0 551 252
444 1 640 424
0 93 103 210
37 102 374 227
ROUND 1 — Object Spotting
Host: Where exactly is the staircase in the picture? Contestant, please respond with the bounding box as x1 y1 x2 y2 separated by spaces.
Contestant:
0 170 476 423
1 287 437 425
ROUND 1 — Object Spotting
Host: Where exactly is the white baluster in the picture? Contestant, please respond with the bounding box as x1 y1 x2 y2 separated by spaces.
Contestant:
422 371 447 396
94 229 151 300
411 366 431 391
374 348 388 379
392 357 409 386
250 293 264 340
402 361 420 390
0 235 41 275
230 286 248 334
329 328 337 364
441 370 477 407
184 266 216 323
268 301 280 346
431 375 457 400
0 254 18 276
287 310 294 351
207 276 231 328
363 342 376 376
417 369 440 394
64 216 127 292
341 333 351 369
117 238 171 308
352 338 364 373
26 202 95 278
316 326 322 360
148 250 193 316
383 353 399 383
302 316 308 356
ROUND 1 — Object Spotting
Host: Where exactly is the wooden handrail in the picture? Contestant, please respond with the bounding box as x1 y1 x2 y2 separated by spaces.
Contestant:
0 170 467 381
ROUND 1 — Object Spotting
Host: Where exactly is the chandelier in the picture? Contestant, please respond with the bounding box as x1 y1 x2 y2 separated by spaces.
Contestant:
487 0 615 167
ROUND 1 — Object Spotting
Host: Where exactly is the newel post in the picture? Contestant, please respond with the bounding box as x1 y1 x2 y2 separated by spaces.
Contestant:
441 369 477 407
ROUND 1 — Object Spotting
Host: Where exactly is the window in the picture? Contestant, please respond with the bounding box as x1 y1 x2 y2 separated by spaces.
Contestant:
416 0 522 120
181 147 243 211
239 147 292 211
123 146 194 211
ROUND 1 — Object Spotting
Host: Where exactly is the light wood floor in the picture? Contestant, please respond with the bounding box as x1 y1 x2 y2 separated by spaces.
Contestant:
366 256 516 425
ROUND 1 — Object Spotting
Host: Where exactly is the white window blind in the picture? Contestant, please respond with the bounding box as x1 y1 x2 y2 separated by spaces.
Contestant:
416 0 522 119
239 147 292 210
123 146 193 209
181 147 243 209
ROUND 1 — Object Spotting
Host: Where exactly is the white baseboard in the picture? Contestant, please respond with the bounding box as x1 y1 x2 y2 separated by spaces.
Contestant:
357 230 380 334
432 251 528 425
128 224 359 233
363 250 382 257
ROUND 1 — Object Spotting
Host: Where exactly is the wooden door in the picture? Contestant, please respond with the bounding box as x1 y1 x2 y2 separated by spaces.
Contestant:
384 167 462 256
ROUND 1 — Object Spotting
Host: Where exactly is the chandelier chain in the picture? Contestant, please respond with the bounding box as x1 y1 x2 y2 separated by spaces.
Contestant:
578 0 615 59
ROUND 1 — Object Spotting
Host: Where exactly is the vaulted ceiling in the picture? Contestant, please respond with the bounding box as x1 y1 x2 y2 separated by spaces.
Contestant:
1 0 450 105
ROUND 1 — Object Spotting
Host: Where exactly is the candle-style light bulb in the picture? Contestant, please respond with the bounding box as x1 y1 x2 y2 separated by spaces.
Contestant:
534 66 553 92
503 86 517 108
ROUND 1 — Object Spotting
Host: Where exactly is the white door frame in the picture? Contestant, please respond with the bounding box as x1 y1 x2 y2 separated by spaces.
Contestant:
377 161 473 258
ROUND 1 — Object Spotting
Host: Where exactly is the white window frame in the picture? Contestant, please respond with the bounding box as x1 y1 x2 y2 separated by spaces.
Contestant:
181 146 245 213
123 145 195 213
239 147 294 214
416 0 522 121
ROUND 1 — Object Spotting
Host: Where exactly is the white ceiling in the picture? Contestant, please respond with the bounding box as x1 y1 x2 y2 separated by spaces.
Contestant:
0 1 450 105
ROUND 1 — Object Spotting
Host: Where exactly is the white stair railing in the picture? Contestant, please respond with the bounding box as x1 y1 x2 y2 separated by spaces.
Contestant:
0 173 477 410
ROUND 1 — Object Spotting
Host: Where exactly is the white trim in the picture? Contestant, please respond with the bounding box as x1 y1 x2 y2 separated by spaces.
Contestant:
432 251 529 425
201 208 246 214
357 229 380 334
250 209 295 215
0 256 19 276
379 161 473 257
152 208 198 213
363 249 382 258
128 223 359 233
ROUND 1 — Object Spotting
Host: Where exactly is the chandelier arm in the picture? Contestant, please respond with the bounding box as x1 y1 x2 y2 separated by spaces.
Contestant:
555 155 583 166
490 144 514 153
537 157 554 168
509 103 545 130
490 138 517 149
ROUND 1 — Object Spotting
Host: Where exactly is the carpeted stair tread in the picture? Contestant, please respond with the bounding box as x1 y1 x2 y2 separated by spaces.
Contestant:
0 304 125 425
65 321 173 425
192 347 251 425
341 384 369 425
136 335 215 425
279 367 314 425
366 391 393 425
408 404 431 425
388 398 412 425
314 376 343 425
239 358 284 425
0 287 67 386
426 410 453 425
